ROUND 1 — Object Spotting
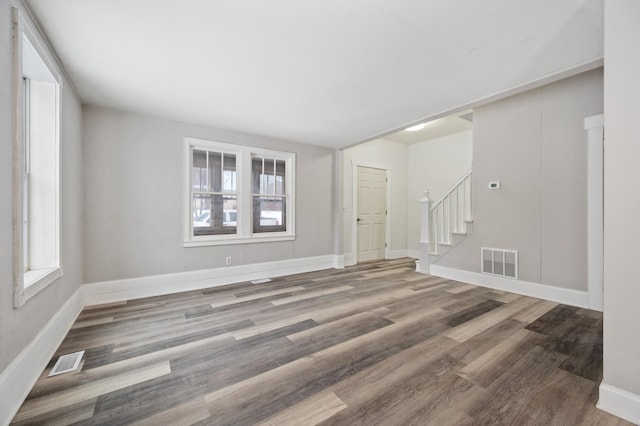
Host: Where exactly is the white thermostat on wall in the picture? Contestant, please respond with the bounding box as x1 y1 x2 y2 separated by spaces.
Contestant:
488 181 501 189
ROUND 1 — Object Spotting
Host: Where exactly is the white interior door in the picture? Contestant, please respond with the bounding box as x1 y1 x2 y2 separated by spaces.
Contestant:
357 166 386 262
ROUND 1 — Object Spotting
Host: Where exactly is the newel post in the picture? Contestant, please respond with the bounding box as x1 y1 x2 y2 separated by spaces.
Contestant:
416 190 431 274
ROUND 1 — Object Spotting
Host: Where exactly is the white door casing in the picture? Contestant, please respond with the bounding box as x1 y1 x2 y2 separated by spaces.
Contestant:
585 114 604 312
356 166 387 262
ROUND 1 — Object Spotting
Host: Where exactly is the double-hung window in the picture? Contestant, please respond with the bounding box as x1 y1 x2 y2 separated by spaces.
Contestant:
13 8 63 306
252 157 287 233
192 149 238 236
184 138 295 246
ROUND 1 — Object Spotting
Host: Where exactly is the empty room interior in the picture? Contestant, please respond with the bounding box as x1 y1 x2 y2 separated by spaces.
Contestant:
1 0 640 424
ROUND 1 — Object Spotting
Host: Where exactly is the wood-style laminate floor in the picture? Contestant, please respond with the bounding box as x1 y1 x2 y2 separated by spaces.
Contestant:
11 259 630 425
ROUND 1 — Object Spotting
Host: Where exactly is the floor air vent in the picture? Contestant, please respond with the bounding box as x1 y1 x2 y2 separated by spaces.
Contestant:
482 247 518 279
49 350 85 377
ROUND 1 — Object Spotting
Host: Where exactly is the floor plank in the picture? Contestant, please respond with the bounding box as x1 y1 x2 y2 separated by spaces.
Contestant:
14 362 171 423
129 397 211 426
257 391 347 426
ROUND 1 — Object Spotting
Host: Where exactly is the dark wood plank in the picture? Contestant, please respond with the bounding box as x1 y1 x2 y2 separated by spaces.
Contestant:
445 299 505 327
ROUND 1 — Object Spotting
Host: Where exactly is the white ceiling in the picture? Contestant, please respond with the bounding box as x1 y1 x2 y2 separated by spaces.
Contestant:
26 0 603 149
384 111 473 144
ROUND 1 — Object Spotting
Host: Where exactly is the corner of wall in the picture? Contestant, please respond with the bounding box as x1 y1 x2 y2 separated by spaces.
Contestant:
598 383 640 425
0 288 84 425
429 264 589 309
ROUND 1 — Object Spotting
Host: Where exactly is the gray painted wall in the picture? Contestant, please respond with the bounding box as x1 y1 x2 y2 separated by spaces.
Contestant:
82 106 335 283
436 68 603 291
603 0 640 399
0 0 84 371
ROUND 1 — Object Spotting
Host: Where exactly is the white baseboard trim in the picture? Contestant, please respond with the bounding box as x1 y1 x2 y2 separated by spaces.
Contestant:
407 249 420 259
415 260 428 274
83 254 341 306
0 289 84 426
388 249 408 259
344 253 356 266
332 255 345 269
429 265 589 308
341 251 411 265
598 383 640 424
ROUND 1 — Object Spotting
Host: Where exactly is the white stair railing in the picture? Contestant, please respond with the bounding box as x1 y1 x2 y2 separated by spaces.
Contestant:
417 169 473 275
430 169 472 255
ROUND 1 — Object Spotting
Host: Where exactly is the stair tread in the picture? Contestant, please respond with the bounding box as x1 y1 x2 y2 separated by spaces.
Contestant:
451 232 467 236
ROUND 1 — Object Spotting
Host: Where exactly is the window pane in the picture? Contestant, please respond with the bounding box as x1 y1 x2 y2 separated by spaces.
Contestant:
193 194 237 235
25 80 58 271
193 194 211 228
23 79 30 271
275 160 285 195
223 154 236 192
192 150 207 191
252 157 262 194
209 152 222 192
253 196 286 233
193 150 207 168
252 157 285 196
223 196 237 227
267 173 275 195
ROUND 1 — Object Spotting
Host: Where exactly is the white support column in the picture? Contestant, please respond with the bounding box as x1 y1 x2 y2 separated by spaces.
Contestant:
585 114 604 312
416 191 432 274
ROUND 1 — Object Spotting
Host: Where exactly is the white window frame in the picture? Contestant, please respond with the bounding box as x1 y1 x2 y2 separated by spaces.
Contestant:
183 137 296 247
191 145 240 237
12 8 64 307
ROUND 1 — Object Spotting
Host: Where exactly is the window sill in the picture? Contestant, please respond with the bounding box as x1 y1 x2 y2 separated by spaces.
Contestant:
18 266 63 307
183 234 295 247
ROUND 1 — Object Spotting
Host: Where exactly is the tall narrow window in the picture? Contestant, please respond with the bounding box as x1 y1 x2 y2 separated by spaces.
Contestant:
252 157 287 233
192 150 237 235
13 8 63 306
22 75 59 277
22 77 30 273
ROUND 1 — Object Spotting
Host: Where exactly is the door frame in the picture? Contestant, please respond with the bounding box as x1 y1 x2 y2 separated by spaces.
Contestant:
351 160 392 264
585 114 604 311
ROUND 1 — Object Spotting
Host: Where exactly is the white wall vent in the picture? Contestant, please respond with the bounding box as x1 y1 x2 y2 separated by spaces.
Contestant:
49 350 85 376
481 247 518 279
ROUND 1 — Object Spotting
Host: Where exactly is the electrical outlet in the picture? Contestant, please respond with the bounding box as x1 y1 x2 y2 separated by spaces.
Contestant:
225 256 232 266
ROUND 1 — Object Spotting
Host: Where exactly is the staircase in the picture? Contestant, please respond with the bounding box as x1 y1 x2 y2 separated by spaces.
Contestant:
416 169 473 273
430 169 473 255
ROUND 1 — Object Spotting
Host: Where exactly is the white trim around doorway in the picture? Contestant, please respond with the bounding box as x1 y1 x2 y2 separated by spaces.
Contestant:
584 114 604 312
351 160 392 266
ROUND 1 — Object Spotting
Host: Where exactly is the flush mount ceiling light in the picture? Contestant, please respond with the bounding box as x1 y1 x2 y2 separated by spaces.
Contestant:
405 123 426 132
